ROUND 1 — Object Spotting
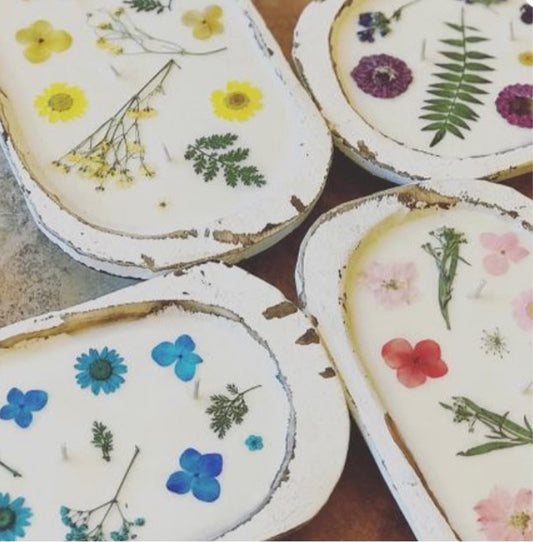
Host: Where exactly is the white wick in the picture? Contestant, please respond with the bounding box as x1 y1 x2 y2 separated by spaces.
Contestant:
61 443 69 461
162 144 172 162
193 379 200 400
109 64 121 77
469 279 487 299
510 21 516 41
421 39 427 61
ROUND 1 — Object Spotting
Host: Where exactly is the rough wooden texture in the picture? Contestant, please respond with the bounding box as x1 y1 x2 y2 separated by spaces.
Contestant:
241 1 532 540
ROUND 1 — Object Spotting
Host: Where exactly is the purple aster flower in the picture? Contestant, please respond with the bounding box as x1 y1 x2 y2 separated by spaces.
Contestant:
351 54 413 99
495 84 532 128
520 3 533 24
357 29 375 42
358 12 374 27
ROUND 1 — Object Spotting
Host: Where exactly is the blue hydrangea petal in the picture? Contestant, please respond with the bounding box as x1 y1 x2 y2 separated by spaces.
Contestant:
24 390 48 411
174 359 198 382
15 409 33 428
151 342 178 366
7 387 24 405
166 471 192 494
184 352 203 366
0 404 18 420
175 334 195 352
196 453 223 477
179 448 201 472
0 493 9 506
191 476 221 502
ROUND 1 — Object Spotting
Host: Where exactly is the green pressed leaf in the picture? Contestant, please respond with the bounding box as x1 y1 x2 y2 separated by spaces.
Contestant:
449 115 471 129
423 103 452 113
463 73 491 84
466 51 494 59
436 62 464 72
457 92 483 104
446 123 464 138
430 128 446 147
440 39 464 46
425 98 453 106
445 22 463 32
428 89 456 98
453 102 478 119
420 113 447 121
434 73 462 82
457 441 525 456
465 25 480 31
465 36 489 43
440 51 465 61
460 83 488 95
421 122 445 131
429 82 459 91
465 62 494 71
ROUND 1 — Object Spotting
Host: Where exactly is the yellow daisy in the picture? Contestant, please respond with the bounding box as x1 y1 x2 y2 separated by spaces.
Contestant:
182 5 224 40
518 51 533 66
16 20 72 64
211 81 263 122
34 83 88 123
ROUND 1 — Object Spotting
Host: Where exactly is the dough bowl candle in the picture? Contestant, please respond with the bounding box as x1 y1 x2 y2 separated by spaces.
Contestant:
0 262 349 540
296 180 532 540
0 0 330 278
294 0 532 182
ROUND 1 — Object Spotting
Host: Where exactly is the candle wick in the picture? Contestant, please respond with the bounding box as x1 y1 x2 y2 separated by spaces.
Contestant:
510 21 515 41
109 64 121 77
421 39 426 61
61 443 69 461
469 279 487 299
193 379 200 400
162 143 172 162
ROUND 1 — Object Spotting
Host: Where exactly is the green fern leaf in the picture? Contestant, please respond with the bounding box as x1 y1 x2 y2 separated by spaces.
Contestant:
440 39 464 46
460 84 488 95
466 51 494 59
457 92 483 104
448 115 470 130
465 36 488 43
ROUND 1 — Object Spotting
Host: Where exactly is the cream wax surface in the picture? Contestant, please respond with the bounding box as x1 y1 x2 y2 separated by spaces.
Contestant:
0 304 293 540
344 206 532 540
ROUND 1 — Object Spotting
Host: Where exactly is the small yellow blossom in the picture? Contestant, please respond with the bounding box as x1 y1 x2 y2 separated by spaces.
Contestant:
211 81 263 122
182 5 223 40
139 163 156 178
98 23 113 31
113 7 125 17
16 20 72 63
518 51 533 66
34 83 88 123
96 37 110 50
126 107 158 119
127 141 145 155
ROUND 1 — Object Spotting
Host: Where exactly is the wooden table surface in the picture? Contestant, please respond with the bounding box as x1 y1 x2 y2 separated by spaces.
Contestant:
241 1 533 540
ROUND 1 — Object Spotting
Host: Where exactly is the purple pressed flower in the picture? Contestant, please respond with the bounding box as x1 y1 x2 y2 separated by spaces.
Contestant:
495 84 533 128
358 12 374 27
351 54 413 99
357 29 375 42
520 3 533 24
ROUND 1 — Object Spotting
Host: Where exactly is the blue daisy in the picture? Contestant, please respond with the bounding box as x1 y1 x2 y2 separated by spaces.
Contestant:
74 347 127 396
245 434 264 451
0 388 48 429
0 493 32 541
151 335 202 382
166 448 222 503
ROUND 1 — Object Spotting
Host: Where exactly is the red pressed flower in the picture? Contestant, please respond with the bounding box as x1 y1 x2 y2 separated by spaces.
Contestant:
381 338 448 388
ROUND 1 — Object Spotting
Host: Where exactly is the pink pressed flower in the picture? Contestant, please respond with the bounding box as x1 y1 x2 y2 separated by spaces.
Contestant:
381 338 448 388
480 232 529 275
362 262 418 307
512 289 533 331
495 84 533 128
474 486 533 541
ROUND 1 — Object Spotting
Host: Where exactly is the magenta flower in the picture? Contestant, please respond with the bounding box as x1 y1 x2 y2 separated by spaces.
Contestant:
495 84 533 128
480 232 529 275
351 54 413 98
512 289 533 331
474 486 532 541
361 262 418 307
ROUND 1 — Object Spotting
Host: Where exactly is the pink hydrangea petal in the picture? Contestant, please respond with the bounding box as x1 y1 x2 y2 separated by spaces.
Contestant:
513 488 533 513
480 232 503 250
484 254 509 275
507 245 530 263
512 290 533 331
475 487 513 522
381 338 413 369
396 365 426 388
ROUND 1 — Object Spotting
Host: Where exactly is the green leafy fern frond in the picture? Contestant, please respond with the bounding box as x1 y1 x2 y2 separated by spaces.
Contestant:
420 10 494 147
91 421 114 462
185 133 266 188
123 0 173 13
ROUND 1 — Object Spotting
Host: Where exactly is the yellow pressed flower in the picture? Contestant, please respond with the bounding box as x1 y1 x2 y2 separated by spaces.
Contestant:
518 51 533 66
109 45 124 56
139 163 156 178
113 7 125 17
16 20 72 64
51 160 70 173
97 23 113 30
96 37 110 50
127 141 145 155
211 81 263 122
126 107 157 119
34 83 88 123
182 5 224 40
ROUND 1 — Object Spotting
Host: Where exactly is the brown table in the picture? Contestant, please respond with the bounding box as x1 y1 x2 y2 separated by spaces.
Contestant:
240 1 533 539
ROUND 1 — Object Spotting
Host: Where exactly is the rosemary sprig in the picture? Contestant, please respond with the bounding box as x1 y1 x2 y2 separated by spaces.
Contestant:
441 397 533 456
91 421 114 462
206 384 262 438
422 227 469 330
0 456 21 478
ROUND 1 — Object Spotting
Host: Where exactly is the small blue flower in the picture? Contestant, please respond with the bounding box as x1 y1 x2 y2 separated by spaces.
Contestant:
151 335 203 382
358 12 374 27
166 448 222 502
357 28 375 42
245 435 264 451
0 492 32 541
75 347 127 396
0 388 48 429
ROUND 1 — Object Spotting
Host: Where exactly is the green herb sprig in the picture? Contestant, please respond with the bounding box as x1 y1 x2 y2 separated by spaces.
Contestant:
441 397 533 456
123 0 173 13
206 383 262 438
422 226 469 330
91 421 114 462
185 133 266 188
